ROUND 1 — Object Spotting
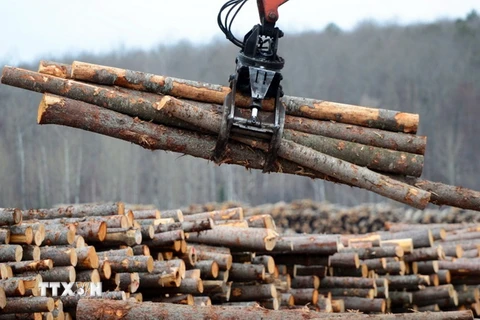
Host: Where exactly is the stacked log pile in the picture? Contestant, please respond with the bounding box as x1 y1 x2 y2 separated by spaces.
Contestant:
182 200 479 234
1 61 480 211
1 202 478 319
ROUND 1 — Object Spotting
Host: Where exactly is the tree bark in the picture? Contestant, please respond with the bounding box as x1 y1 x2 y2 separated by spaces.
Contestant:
0 245 22 262
283 129 424 176
20 202 124 220
228 263 265 282
0 278 25 296
0 209 22 226
69 61 419 133
39 246 77 266
2 297 54 314
187 227 277 251
5 260 52 274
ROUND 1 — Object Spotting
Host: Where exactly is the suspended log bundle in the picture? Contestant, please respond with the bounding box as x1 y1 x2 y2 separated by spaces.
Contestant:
1 201 479 319
2 61 480 210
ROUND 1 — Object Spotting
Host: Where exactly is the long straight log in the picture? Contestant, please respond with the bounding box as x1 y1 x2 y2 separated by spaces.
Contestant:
69 61 420 133
2 297 54 313
20 202 124 220
187 227 277 251
282 129 424 176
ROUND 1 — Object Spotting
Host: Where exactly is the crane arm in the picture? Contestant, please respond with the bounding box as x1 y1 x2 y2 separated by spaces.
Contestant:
257 0 288 24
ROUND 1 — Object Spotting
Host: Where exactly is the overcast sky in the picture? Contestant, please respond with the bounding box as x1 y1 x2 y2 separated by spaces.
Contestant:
1 0 479 65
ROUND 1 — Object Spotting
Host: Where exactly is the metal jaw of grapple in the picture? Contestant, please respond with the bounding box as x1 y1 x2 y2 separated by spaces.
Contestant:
213 24 285 173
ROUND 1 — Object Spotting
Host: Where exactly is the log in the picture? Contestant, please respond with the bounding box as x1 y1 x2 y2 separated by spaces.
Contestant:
159 209 184 222
404 246 445 262
329 265 369 277
73 221 107 242
24 266 75 283
99 248 133 258
339 297 386 313
0 278 25 296
201 281 231 303
35 93 431 208
322 288 375 299
413 261 439 274
8 226 33 245
41 225 75 246
142 230 184 247
38 60 71 79
99 260 112 280
131 210 160 220
229 284 277 302
228 263 265 282
39 247 77 266
385 274 430 290
283 115 426 154
75 246 99 269
103 228 142 246
329 252 360 268
246 215 277 230
74 299 448 320
153 219 214 234
182 208 243 222
290 275 320 289
320 277 376 289
0 209 22 226
20 202 124 220
0 229 10 244
272 235 339 255
194 260 219 279
412 285 456 305
282 129 424 176
103 256 153 273
288 288 318 305
6 260 53 273
115 272 140 293
395 176 480 211
69 61 420 133
0 245 22 262
252 255 275 274
75 269 100 283
1 297 54 313
187 227 277 251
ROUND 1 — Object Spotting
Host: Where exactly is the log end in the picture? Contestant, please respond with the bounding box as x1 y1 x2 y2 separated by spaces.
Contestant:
97 222 107 242
15 245 23 262
91 269 101 283
13 209 22 225
38 94 64 124
117 202 125 216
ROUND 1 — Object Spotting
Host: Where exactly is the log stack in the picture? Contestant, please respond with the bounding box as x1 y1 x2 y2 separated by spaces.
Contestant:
195 200 478 234
1 61 480 211
1 201 478 319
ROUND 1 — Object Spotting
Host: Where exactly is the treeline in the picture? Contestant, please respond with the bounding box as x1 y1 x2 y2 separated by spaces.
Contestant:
0 11 479 209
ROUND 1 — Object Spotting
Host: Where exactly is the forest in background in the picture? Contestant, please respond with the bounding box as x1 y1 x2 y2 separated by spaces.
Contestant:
0 11 479 210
